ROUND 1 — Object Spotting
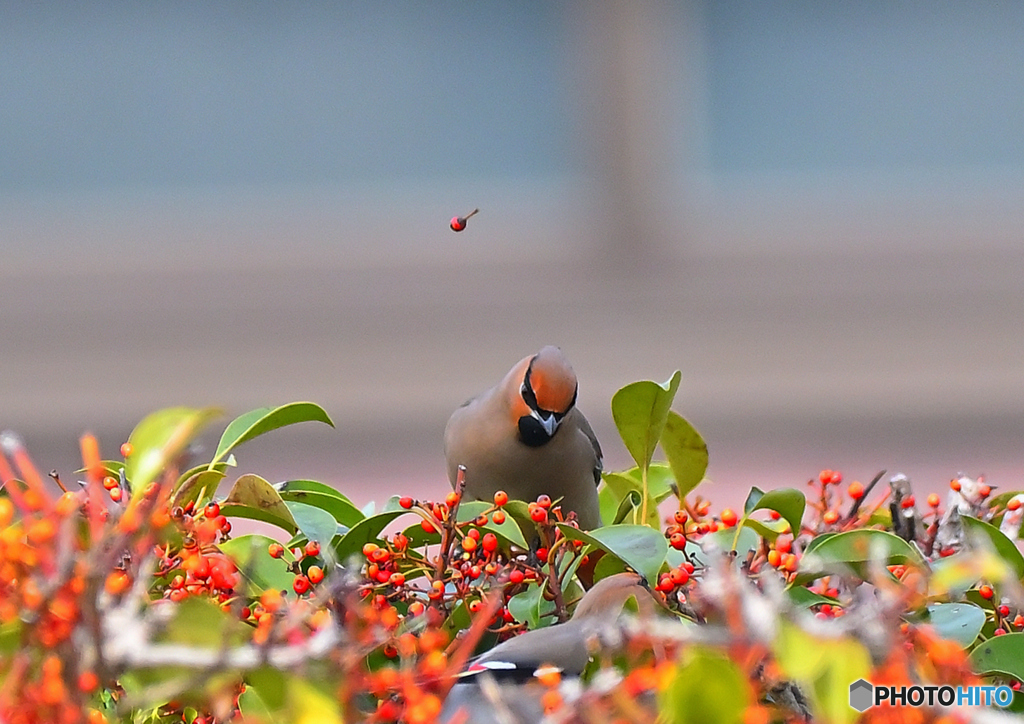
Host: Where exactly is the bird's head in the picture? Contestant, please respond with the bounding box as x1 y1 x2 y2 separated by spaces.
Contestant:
512 346 578 448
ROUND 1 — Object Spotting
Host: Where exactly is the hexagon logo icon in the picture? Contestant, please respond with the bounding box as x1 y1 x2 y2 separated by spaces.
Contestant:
849 679 873 712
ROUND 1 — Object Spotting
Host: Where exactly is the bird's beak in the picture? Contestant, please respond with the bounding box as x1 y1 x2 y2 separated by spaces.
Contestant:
531 409 560 437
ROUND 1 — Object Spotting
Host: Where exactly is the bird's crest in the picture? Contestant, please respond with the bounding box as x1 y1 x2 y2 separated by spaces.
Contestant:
527 346 578 415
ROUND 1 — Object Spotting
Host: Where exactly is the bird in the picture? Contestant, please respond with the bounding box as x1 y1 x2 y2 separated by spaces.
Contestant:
440 572 657 723
444 346 603 529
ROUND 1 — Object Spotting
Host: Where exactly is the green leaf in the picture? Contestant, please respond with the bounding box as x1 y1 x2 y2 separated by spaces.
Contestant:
659 647 751 724
507 583 550 629
160 596 247 648
457 501 529 549
125 407 220 491
220 474 297 535
773 621 871 724
333 500 411 561
744 487 805 537
785 586 839 609
707 525 759 554
660 411 708 499
171 463 229 509
220 534 295 594
601 465 674 527
276 480 365 527
925 603 986 648
795 529 925 585
611 371 682 471
970 632 1024 681
285 501 340 546
741 517 789 543
209 402 334 468
962 515 1024 580
557 524 668 584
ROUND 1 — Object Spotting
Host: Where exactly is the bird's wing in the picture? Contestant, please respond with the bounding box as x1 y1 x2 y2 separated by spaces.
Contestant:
574 410 603 485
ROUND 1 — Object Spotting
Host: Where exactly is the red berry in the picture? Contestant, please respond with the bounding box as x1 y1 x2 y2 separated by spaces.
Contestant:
901 496 915 509
482 533 498 553
399 497 414 509
408 601 425 616
720 509 738 527
1009 497 1023 511
509 569 524 585
655 574 674 592
492 510 506 524
466 528 481 540
204 502 220 518
847 481 864 500
979 484 991 498
446 491 460 508
389 572 405 587
980 584 995 600
293 575 310 594
305 540 321 558
536 494 552 509
829 471 842 485
536 547 548 562
120 442 133 457
308 565 324 584
494 491 509 507
268 543 284 559
950 479 962 492
819 470 833 485
823 510 840 525
998 605 1010 617
995 628 1007 636
673 510 688 525
669 568 690 586
530 506 548 523
450 216 466 232
669 532 686 550
769 510 781 521
421 519 436 534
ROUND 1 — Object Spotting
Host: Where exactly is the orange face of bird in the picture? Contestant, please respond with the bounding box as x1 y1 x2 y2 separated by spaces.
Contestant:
516 346 578 447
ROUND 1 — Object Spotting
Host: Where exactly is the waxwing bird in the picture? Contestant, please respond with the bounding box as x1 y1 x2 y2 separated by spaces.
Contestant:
440 573 657 723
444 346 603 529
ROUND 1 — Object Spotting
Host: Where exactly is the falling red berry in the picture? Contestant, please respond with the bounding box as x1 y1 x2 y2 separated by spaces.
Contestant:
449 208 479 232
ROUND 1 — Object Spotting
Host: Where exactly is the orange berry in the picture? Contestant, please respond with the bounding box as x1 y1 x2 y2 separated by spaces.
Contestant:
78 670 100 693
268 543 284 559
307 565 324 584
445 491 460 508
492 510 506 524
979 584 995 600
304 540 321 558
0 498 13 528
421 519 436 534
89 710 108 724
720 508 738 527
823 510 839 525
950 479 962 492
104 570 131 596
530 506 548 523
927 493 941 508
462 536 478 553
399 496 414 509
782 554 798 572
1009 497 1022 511
494 490 509 506
767 550 781 567
120 442 133 457
109 487 123 502
847 481 864 499
979 484 991 498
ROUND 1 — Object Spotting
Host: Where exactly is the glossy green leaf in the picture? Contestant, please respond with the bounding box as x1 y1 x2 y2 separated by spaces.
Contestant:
276 480 364 527
558 524 668 584
333 499 411 561
741 517 789 543
785 586 839 609
171 463 229 509
796 529 925 584
220 534 295 594
659 647 751 724
745 487 805 537
457 501 529 549
660 411 708 499
611 371 682 471
125 406 220 491
209 402 334 468
925 603 986 647
220 474 297 534
507 582 550 629
774 621 871 724
970 632 1024 680
962 515 1024 580
286 501 340 546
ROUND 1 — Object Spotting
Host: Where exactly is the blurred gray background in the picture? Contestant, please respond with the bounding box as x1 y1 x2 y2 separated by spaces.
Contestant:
3 1 1023 506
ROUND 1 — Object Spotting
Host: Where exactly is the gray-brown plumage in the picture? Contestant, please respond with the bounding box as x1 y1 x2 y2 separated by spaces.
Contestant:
440 573 655 723
444 346 603 529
